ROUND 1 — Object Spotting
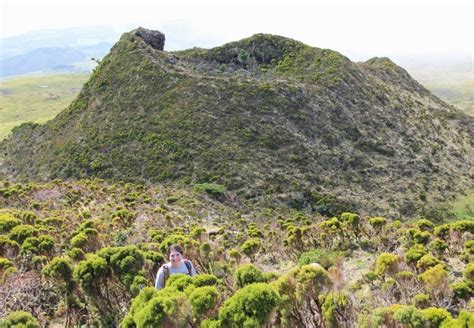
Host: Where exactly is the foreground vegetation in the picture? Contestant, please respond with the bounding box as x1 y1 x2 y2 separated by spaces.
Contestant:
0 73 89 139
0 179 472 327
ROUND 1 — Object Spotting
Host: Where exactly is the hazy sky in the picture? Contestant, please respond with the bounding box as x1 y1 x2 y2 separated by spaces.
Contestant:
1 0 472 61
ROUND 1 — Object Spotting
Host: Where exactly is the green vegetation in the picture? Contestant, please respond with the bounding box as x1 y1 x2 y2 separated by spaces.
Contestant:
1 31 472 218
0 73 89 139
0 179 472 326
0 30 473 327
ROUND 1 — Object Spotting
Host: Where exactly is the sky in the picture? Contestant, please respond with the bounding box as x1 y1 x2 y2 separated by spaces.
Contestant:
1 0 473 62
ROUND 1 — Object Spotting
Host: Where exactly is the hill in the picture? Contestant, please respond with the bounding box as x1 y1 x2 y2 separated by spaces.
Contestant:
0 28 472 218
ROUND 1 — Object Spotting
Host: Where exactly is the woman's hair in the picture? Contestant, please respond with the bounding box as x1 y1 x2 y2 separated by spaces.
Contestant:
168 244 184 255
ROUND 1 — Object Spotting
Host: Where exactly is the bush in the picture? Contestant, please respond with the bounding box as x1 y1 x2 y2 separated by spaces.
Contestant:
73 255 108 295
67 247 85 261
241 238 261 260
42 257 74 288
299 248 345 269
0 311 40 328
189 286 220 318
216 283 279 327
193 274 219 287
375 253 399 276
405 244 427 265
193 183 227 198
464 262 474 281
418 264 448 292
0 213 21 233
413 293 430 308
321 291 350 328
235 264 264 288
8 225 37 244
421 307 451 326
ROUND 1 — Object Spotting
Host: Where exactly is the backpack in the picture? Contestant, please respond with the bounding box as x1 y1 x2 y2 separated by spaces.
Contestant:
161 259 193 287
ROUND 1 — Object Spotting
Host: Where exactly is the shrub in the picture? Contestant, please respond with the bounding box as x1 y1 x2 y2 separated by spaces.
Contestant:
368 217 387 230
98 246 145 287
216 283 279 327
418 264 448 292
413 293 430 308
67 247 85 261
405 244 427 265
70 232 88 249
8 224 37 244
321 291 351 328
43 257 74 290
416 254 441 272
0 311 40 328
189 286 220 318
299 248 345 269
0 213 21 233
167 273 194 291
295 264 333 301
193 183 227 198
421 307 451 326
73 255 108 295
241 238 261 260
375 253 399 276
464 262 474 281
193 274 219 287
416 219 434 231
235 264 264 288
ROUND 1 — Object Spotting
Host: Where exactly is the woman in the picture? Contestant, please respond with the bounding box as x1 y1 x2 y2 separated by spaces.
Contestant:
155 244 197 289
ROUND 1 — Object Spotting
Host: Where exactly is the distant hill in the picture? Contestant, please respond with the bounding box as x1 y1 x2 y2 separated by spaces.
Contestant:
1 29 472 218
0 27 118 77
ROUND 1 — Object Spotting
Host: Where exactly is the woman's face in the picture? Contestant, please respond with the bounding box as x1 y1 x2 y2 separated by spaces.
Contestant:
169 250 183 266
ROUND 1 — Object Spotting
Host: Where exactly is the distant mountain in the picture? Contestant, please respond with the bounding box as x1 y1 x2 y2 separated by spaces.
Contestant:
1 28 472 218
0 27 118 77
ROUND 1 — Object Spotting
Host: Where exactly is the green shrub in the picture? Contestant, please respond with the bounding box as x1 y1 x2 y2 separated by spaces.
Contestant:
43 257 74 290
70 232 88 249
216 283 279 327
0 213 21 233
299 248 345 269
405 244 428 265
166 273 194 291
241 238 261 260
420 307 451 326
321 291 350 328
0 311 40 328
416 219 435 231
375 253 399 275
189 286 220 318
73 255 108 295
418 264 448 292
193 274 219 287
193 183 227 198
8 225 37 244
416 254 441 272
368 217 387 230
464 262 474 281
67 247 85 261
235 264 264 288
413 293 430 308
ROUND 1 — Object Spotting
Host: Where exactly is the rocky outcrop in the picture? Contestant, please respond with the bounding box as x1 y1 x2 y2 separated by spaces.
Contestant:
133 27 165 50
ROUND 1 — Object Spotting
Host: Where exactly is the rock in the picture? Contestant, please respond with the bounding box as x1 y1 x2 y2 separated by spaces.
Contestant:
133 27 165 51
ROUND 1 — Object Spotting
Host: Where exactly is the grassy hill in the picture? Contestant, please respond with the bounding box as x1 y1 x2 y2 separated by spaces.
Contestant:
0 73 89 139
1 30 472 219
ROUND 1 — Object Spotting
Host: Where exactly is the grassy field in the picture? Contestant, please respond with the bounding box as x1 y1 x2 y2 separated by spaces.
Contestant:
0 73 89 139
450 189 474 220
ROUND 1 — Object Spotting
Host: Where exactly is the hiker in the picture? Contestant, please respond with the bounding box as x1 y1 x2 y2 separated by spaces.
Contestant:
155 244 196 289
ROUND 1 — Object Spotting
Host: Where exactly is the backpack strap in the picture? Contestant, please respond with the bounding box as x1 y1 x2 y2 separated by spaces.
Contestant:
161 264 170 286
184 260 192 276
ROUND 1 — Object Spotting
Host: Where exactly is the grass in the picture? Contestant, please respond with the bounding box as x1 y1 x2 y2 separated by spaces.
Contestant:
450 189 474 220
0 73 89 139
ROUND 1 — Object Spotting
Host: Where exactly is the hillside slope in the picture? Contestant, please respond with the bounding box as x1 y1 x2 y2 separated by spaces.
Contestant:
0 28 472 217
